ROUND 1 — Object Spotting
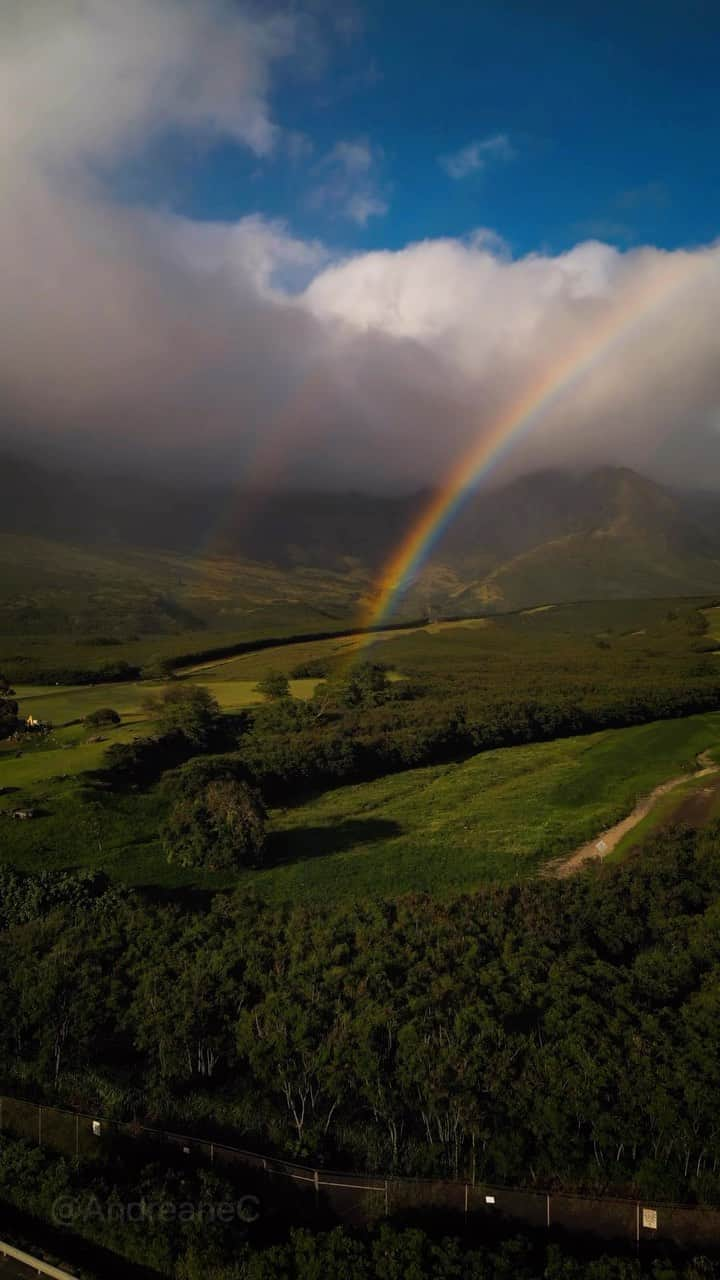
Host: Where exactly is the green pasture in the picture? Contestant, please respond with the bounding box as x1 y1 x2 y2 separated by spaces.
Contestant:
259 712 720 902
12 677 319 726
2 711 719 904
0 722 141 790
1 677 320 793
179 617 487 681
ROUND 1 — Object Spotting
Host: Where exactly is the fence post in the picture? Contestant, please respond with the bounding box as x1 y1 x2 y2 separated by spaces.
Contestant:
38 1105 42 1146
385 1180 389 1217
210 1142 214 1165
314 1170 320 1207
464 1183 469 1220
546 1193 551 1229
75 1114 79 1158
636 1202 640 1253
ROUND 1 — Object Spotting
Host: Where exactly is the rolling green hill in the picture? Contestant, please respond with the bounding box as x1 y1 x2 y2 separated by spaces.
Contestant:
0 532 367 679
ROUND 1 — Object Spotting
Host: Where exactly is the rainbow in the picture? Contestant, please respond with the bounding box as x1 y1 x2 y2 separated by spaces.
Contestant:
357 249 710 642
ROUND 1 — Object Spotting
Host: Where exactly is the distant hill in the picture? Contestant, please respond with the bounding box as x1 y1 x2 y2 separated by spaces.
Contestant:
0 454 719 641
428 466 720 612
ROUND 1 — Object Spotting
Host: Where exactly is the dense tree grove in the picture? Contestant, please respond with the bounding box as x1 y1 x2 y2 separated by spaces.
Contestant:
1 825 720 1203
234 611 720 801
0 1136 717 1279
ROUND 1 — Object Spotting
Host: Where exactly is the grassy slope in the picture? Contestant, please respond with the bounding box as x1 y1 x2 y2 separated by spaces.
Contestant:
2 596 718 902
2 713 719 904
0 532 365 679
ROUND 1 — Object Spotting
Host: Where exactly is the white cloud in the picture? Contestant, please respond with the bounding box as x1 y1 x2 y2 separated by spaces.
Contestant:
1 0 720 496
0 0 297 168
300 236 720 486
308 138 388 224
440 133 513 179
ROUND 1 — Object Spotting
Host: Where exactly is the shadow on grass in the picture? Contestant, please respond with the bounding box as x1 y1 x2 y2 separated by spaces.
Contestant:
268 817 402 866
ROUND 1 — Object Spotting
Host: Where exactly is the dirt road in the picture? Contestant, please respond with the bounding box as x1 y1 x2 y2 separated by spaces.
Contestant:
545 751 719 878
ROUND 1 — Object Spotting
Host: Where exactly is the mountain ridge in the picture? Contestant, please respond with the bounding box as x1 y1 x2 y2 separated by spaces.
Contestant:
1 454 719 632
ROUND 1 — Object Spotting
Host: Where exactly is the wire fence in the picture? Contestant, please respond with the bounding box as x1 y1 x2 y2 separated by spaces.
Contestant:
2 1094 720 1253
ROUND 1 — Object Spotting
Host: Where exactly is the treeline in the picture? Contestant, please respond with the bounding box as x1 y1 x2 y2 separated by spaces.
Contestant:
96 638 720 807
2 824 720 1201
237 678 720 802
0 1134 715 1280
233 604 720 800
5 657 143 686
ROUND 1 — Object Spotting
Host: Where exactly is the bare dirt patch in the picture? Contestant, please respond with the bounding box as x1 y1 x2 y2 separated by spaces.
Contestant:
545 752 719 878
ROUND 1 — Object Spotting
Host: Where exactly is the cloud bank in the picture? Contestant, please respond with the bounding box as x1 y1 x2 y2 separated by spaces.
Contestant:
2 0 720 493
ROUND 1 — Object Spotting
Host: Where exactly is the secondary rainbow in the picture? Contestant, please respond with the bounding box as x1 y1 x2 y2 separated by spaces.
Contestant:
359 250 709 638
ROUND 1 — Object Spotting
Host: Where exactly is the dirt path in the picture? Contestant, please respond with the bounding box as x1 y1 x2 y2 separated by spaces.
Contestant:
545 751 719 879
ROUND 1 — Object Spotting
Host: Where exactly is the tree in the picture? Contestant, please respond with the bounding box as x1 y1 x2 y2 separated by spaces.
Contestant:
164 778 266 870
256 669 290 701
0 673 15 696
342 663 390 708
0 695 19 739
313 662 391 715
143 684 221 746
84 707 121 727
142 655 176 680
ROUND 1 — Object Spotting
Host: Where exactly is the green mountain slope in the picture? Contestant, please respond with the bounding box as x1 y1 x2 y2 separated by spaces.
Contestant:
1 459 719 674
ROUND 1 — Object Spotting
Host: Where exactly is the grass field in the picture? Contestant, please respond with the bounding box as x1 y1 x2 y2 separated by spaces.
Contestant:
707 604 720 642
2 711 718 904
11 677 320 725
1 676 320 792
2 595 719 905
179 616 491 681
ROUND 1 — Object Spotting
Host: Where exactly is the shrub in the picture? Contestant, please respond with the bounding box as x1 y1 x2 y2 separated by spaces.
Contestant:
256 670 290 701
84 707 121 727
164 778 266 870
143 685 221 746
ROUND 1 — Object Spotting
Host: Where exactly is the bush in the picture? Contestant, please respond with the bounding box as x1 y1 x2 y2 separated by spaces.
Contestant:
256 670 290 700
0 867 126 929
161 754 250 802
84 707 121 727
101 732 194 789
143 684 221 746
164 778 266 870
290 658 328 679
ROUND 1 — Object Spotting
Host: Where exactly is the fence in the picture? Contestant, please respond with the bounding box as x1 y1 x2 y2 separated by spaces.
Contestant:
1 1094 720 1255
0 1238 77 1280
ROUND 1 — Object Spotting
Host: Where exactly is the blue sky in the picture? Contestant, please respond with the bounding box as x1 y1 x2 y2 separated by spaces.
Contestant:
4 0 720 489
119 0 720 257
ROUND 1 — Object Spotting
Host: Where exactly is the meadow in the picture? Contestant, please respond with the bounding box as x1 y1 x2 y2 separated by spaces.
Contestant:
0 531 366 682
2 711 718 903
2 595 719 905
12 676 319 725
